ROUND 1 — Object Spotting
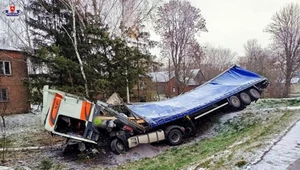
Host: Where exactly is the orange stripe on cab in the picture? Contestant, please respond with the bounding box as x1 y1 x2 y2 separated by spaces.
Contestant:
80 101 92 121
48 93 63 127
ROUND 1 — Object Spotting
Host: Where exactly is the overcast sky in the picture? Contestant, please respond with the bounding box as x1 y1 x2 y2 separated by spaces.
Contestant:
190 0 300 56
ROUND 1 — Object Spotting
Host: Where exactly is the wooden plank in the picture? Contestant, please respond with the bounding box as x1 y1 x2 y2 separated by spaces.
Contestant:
95 116 145 124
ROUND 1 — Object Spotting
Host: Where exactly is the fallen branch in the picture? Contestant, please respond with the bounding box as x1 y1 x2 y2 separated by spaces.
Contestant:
0 145 62 152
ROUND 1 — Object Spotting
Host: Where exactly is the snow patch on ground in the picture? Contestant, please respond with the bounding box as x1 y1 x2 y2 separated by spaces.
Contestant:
0 112 43 136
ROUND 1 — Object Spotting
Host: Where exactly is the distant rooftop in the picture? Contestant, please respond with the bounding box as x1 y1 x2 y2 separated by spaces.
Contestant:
147 71 174 83
291 77 300 84
148 69 202 83
0 47 23 52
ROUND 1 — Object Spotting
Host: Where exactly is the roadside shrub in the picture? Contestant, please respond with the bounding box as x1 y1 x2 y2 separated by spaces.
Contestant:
40 158 53 170
215 113 261 134
263 82 285 98
235 160 247 167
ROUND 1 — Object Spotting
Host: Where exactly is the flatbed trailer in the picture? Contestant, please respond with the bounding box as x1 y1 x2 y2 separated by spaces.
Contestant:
41 65 268 154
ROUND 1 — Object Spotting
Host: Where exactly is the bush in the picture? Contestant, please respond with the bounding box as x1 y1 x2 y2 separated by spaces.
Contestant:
263 82 285 98
235 160 247 167
40 158 53 170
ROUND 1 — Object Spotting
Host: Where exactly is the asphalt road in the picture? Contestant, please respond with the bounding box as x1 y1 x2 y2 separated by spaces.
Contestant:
249 121 300 170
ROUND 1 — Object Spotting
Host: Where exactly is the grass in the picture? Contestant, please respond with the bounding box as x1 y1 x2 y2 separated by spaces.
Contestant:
117 130 250 170
116 109 300 170
0 130 64 148
253 98 300 108
40 158 53 170
197 110 298 169
117 117 258 170
0 137 13 148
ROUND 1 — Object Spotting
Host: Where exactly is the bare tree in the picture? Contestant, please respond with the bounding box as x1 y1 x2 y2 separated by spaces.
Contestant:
243 39 267 75
201 44 236 79
155 0 206 94
76 0 160 36
265 3 300 97
103 0 160 36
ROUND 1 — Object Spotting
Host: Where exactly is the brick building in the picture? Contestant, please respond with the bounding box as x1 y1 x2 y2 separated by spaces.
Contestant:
148 69 206 99
165 77 199 98
0 48 29 114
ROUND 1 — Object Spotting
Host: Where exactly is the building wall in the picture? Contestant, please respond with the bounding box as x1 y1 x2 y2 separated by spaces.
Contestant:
165 78 198 97
165 77 178 97
132 76 161 101
0 50 29 114
290 84 300 97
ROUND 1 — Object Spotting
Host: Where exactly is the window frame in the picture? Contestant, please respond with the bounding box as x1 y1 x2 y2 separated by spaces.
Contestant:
0 60 12 76
0 88 9 102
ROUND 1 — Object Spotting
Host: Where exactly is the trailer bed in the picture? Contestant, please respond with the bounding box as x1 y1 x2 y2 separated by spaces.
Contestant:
126 65 267 128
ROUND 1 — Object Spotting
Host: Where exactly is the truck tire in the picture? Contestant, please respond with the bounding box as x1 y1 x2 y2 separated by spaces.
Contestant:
249 88 260 100
229 96 241 108
110 138 126 155
239 92 251 105
167 129 183 146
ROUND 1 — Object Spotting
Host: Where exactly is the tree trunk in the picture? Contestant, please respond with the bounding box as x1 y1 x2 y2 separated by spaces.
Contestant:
71 3 89 98
1 116 5 128
1 115 5 162
284 73 292 97
284 79 291 97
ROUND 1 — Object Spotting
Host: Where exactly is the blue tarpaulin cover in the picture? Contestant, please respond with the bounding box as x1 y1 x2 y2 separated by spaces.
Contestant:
126 65 267 128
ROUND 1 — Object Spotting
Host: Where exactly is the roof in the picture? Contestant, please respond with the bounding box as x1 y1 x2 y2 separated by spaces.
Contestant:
291 77 300 84
147 71 174 83
0 47 23 52
190 69 201 77
185 78 198 86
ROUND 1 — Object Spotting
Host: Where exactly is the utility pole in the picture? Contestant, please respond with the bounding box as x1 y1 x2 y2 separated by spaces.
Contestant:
126 70 130 103
168 58 171 97
137 35 140 99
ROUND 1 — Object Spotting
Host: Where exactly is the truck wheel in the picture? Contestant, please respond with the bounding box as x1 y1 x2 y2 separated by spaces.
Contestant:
110 138 126 155
229 96 241 108
249 88 260 100
240 92 251 105
167 129 183 146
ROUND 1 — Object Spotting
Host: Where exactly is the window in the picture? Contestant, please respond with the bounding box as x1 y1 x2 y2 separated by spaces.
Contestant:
0 61 11 75
172 87 176 93
0 89 8 102
140 81 145 90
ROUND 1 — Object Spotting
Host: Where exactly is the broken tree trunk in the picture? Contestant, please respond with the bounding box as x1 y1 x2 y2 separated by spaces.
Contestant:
0 145 62 152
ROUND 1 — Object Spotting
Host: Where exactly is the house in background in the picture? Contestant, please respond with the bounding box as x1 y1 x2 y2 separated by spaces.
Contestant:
290 76 300 97
165 69 206 98
147 71 174 100
148 69 206 99
0 48 29 114
131 75 153 101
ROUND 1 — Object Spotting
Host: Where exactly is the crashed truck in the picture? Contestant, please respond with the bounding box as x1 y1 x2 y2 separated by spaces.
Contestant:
41 65 268 155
